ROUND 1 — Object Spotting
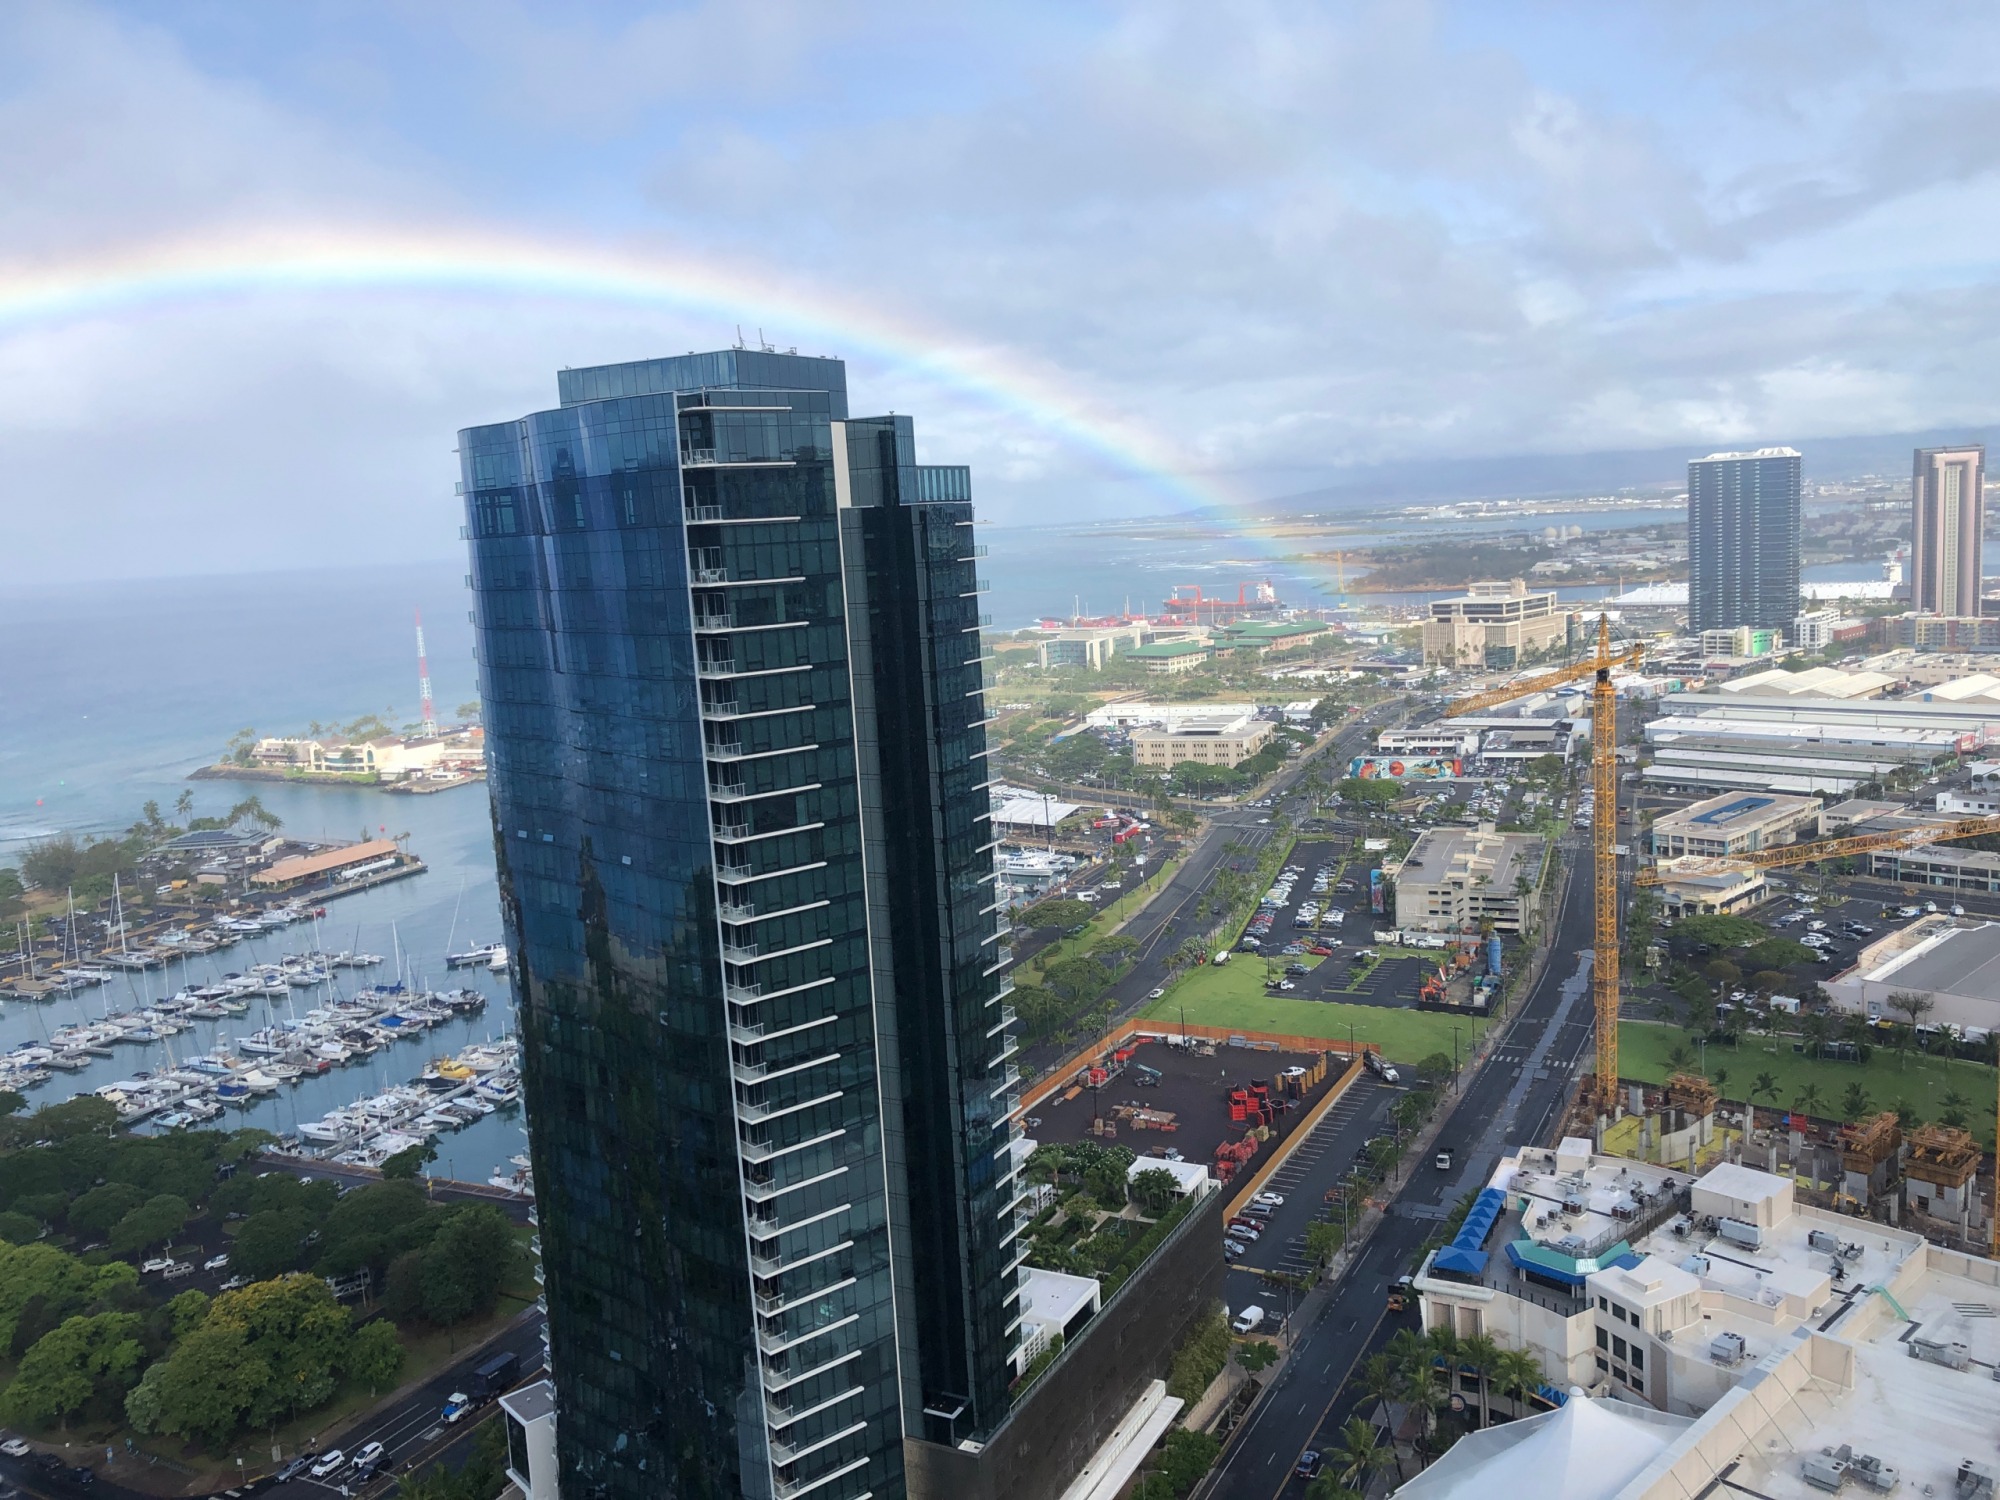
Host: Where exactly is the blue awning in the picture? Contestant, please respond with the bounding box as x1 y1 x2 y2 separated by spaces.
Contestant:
1433 1245 1490 1275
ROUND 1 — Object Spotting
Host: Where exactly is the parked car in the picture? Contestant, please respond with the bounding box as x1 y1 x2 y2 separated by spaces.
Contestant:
310 1451 346 1479
203 1254 229 1271
352 1442 386 1471
0 1439 28 1458
1254 1192 1285 1207
1297 1451 1325 1479
274 1457 310 1481
138 1258 173 1276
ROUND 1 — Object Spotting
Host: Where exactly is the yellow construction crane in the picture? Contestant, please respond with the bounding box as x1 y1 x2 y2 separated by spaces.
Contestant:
1634 814 2000 885
1443 617 1639 1112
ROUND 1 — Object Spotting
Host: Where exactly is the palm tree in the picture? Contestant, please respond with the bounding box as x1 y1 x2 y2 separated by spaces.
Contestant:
1941 1088 1971 1129
1491 1348 1543 1421
1327 1416 1386 1492
173 789 194 821
1458 1332 1500 1429
1749 1071 1779 1134
1356 1354 1407 1482
1801 1011 1830 1060
1840 1082 1872 1122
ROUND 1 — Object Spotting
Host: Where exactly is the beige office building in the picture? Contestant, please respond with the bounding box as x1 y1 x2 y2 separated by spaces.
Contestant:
1645 791 1822 859
1911 444 1985 617
1131 713 1274 769
1422 580 1567 669
1391 823 1546 932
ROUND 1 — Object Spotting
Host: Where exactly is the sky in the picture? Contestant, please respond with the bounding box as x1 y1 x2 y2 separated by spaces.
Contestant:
7 0 2000 579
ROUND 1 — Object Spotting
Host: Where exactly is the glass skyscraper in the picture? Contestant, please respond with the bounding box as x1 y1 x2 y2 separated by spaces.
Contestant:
459 351 1023 1499
1687 447 1801 634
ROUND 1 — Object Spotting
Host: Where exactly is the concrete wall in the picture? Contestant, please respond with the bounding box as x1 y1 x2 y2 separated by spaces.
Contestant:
905 1187 1226 1500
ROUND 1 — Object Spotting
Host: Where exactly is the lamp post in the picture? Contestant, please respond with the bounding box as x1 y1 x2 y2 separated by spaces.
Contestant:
1451 1025 1461 1090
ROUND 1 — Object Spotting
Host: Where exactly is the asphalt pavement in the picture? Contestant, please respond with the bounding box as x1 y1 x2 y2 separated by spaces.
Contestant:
1204 846 1599 1500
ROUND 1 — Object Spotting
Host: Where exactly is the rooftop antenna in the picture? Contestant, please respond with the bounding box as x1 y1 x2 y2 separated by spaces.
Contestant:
733 325 745 350
757 327 776 353
415 610 437 736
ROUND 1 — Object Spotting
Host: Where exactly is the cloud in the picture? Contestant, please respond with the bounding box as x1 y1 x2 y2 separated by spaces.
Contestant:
6 0 2000 580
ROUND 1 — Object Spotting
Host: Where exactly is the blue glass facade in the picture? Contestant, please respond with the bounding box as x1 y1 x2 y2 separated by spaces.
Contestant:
461 353 1021 1499
1688 448 1801 634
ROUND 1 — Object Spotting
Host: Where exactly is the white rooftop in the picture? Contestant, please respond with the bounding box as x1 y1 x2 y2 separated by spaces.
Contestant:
1390 1394 1692 1500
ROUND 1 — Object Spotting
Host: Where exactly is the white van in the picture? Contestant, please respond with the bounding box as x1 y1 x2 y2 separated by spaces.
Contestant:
1231 1305 1267 1335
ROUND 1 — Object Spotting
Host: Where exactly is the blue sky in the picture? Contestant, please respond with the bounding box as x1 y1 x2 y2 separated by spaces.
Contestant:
6 1 2000 578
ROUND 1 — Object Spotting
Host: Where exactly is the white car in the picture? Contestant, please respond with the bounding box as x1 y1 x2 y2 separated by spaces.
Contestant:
0 1438 29 1458
1253 1192 1285 1207
310 1450 346 1479
220 1275 249 1291
1148 987 1166 999
139 1258 173 1275
352 1441 386 1470
204 1254 230 1271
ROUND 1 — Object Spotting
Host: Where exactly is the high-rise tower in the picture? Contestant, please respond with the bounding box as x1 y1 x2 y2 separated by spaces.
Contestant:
1687 447 1801 634
459 352 1020 1499
1911 444 1986 617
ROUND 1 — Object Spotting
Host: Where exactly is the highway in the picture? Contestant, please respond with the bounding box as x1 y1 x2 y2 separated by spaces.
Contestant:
1204 843 1598 1500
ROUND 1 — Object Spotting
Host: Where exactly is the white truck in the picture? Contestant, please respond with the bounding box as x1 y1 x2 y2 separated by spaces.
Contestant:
1231 1305 1267 1335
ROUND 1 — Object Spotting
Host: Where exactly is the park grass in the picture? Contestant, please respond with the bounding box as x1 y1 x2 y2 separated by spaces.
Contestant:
1619 1021 1998 1149
1140 956 1470 1063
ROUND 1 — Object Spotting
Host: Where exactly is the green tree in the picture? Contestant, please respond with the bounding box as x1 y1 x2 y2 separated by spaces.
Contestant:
66 1182 147 1239
1940 1088 1971 1130
232 1208 314 1279
1792 1082 1824 1120
1237 1339 1278 1373
1492 1346 1543 1417
1356 1354 1406 1481
23 1096 117 1143
345 1318 405 1394
1304 1220 1344 1270
1748 1071 1780 1132
1129 1169 1179 1215
390 1206 518 1328
1840 1083 1872 1122
1328 1415 1388 1492
381 1141 439 1181
107 1194 190 1257
0 1312 145 1430
0 1212 40 1246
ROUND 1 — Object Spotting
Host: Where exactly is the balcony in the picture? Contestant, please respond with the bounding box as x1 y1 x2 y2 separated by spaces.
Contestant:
764 1385 863 1432
685 503 724 522
701 697 741 720
694 611 735 632
697 657 738 677
772 1457 871 1499
986 1006 1017 1037
987 1065 1020 1099
719 900 757 923
768 1421 869 1470
723 939 760 964
756 1313 859 1358
725 980 764 1005
712 820 752 842
717 858 756 882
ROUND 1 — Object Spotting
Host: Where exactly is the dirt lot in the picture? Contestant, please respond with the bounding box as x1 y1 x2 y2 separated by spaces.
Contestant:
1028 1035 1346 1184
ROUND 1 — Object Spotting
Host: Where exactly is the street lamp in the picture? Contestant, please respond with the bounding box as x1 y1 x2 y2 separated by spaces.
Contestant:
1451 1025 1461 1090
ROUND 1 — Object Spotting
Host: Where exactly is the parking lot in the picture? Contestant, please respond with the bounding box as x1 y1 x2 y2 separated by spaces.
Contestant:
1224 1074 1399 1290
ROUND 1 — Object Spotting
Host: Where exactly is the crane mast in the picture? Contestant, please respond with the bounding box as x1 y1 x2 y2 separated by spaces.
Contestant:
1591 618 1621 1114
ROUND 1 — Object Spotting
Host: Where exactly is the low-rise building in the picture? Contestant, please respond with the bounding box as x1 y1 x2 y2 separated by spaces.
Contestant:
1084 701 1258 731
1213 619 1328 652
1403 1147 2000 1500
1391 823 1546 933
1125 640 1213 675
1647 861 1767 919
1825 918 2000 1029
1866 843 2000 891
1700 626 1781 658
1646 792 1822 859
1422 580 1567 669
1131 713 1275 769
1893 613 2000 652
1037 624 1147 671
1938 788 2000 816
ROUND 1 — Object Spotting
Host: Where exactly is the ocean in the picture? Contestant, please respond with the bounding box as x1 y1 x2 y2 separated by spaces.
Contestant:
0 500 1831 1180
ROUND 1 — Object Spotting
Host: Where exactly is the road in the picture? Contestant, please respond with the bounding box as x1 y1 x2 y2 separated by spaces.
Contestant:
0 1313 547 1500
1021 706 1408 1080
1204 845 1599 1500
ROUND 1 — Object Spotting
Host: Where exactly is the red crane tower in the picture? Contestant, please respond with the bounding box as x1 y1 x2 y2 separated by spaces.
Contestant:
415 609 437 736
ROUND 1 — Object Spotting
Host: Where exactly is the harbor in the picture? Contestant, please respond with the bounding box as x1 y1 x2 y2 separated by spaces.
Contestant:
1 775 529 1187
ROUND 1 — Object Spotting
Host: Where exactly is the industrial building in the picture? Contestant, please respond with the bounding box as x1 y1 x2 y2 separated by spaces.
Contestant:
1084 700 1257 731
1641 693 1980 796
1421 580 1568 669
1402 1148 2000 1500
1391 824 1546 933
1130 712 1275 769
1825 918 2000 1028
1212 619 1329 651
1865 843 2000 892
1718 665 1895 698
1646 792 1822 859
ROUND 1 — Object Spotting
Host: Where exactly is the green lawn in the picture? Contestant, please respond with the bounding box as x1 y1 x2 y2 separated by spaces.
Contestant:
1141 957 1472 1063
1619 1021 1998 1148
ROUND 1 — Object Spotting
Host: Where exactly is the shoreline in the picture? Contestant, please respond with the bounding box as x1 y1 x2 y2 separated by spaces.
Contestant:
189 763 484 795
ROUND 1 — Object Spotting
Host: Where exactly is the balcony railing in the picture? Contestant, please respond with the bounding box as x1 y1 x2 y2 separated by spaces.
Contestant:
713 821 752 842
694 566 730 584
723 939 760 963
719 900 757 923
685 503 723 522
697 657 737 676
694 611 734 632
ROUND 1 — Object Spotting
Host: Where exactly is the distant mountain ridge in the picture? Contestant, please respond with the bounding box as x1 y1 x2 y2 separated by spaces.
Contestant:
1249 426 2000 516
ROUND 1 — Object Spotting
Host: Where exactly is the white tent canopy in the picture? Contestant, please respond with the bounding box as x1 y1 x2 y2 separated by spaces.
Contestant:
1390 1395 1692 1500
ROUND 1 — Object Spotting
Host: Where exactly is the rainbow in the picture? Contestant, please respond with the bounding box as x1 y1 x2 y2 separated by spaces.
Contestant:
0 224 1347 603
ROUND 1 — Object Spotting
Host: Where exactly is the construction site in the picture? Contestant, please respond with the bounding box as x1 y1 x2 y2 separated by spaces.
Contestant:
1022 1024 1356 1192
